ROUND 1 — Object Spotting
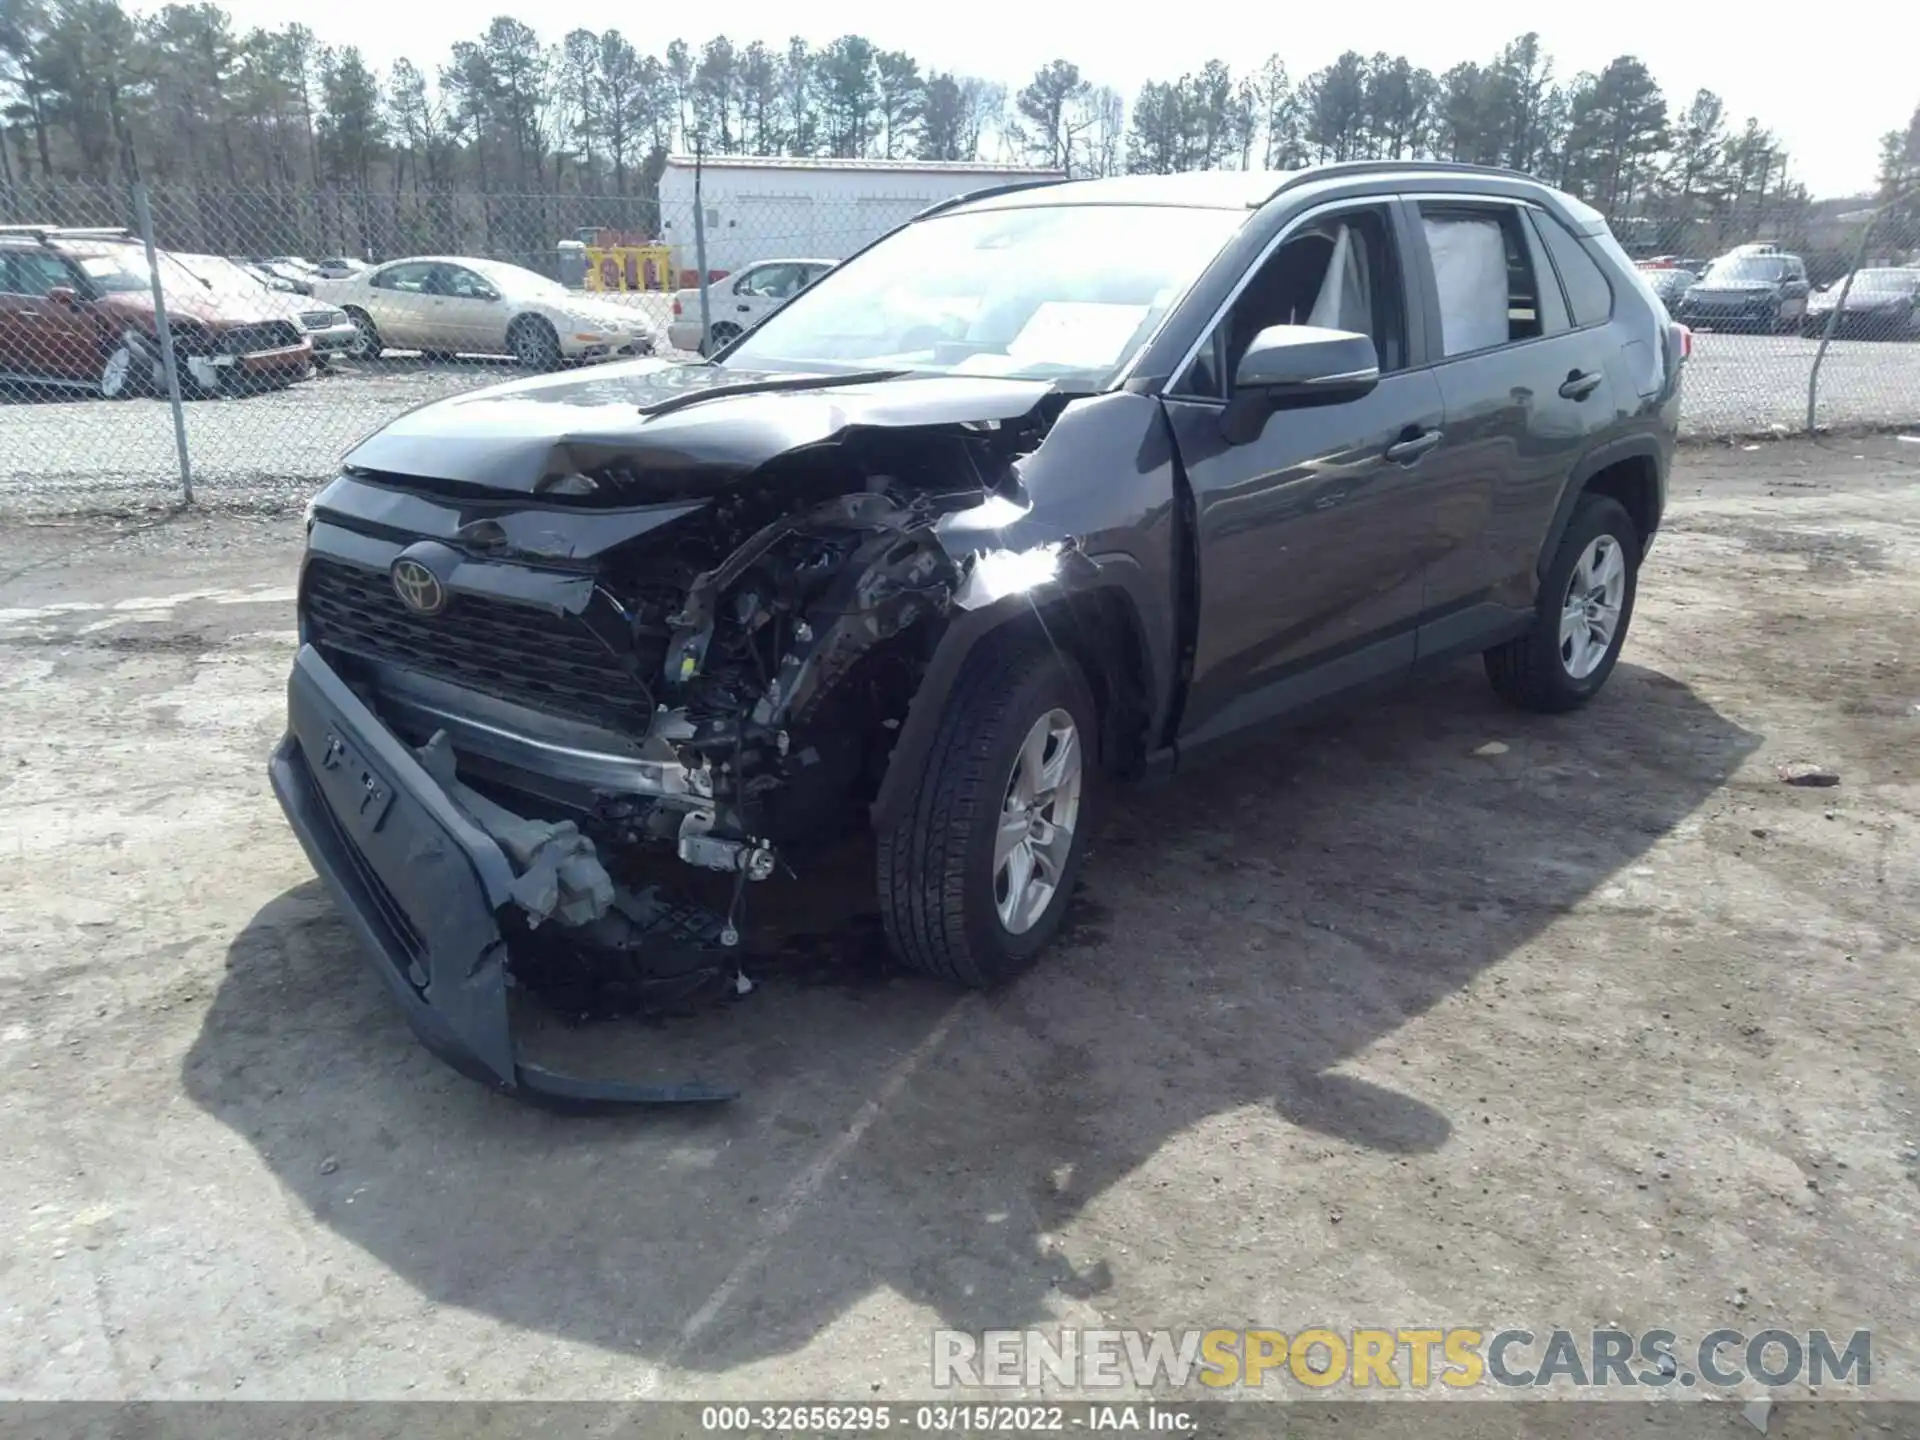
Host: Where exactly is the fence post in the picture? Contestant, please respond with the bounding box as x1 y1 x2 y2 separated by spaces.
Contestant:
132 181 194 505
693 144 712 356
1805 211 1879 436
1806 181 1918 436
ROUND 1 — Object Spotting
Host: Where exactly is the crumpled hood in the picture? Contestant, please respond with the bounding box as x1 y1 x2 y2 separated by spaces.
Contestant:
341 359 1058 497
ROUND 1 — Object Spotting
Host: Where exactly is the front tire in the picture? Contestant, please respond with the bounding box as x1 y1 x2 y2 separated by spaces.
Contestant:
509 315 562 370
877 638 1099 988
1485 494 1639 713
344 308 382 360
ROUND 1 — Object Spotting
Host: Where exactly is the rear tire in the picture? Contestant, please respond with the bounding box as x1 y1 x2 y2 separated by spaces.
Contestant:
877 637 1100 988
1485 494 1640 713
509 315 562 370
702 321 742 358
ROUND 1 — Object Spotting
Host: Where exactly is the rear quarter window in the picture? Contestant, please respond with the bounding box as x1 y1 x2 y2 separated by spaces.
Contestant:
1533 212 1614 327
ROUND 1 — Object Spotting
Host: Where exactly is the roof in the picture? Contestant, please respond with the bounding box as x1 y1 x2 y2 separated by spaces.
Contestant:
662 153 1064 177
958 170 1298 211
946 160 1562 216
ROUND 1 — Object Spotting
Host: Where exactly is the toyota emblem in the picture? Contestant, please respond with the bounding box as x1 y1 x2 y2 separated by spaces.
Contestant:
390 557 447 615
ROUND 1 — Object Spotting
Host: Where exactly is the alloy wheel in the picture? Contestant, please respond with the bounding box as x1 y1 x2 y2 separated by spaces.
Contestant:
1559 535 1627 679
994 708 1083 935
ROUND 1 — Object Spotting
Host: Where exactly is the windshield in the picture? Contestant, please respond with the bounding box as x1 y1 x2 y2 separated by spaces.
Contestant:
725 203 1247 384
1703 256 1787 284
174 254 267 294
62 244 203 296
1847 269 1919 293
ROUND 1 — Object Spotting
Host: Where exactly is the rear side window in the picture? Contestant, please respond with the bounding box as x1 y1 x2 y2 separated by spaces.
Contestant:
1532 213 1614 327
1418 205 1545 356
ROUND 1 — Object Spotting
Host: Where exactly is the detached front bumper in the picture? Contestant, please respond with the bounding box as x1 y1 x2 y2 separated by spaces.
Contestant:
269 643 738 1106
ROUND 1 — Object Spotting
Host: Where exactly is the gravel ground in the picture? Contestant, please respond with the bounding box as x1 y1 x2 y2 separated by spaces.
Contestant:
1 437 1916 1405
1 328 1917 516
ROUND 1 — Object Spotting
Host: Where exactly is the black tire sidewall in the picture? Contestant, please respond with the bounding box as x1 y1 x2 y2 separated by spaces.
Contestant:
1536 497 1639 704
959 652 1101 977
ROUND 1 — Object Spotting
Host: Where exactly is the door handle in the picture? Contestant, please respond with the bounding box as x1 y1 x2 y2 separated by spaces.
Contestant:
1384 427 1441 464
1559 369 1603 400
736 303 750 312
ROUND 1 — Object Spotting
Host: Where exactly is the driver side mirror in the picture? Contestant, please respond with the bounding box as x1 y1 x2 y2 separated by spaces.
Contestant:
1221 325 1380 445
46 285 78 307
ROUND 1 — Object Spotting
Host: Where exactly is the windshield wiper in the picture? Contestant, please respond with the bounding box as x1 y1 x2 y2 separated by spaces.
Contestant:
635 369 909 420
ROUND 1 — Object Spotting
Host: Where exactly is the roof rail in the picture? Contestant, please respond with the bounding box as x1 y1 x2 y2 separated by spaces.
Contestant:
913 176 1070 221
1262 159 1538 205
0 224 132 240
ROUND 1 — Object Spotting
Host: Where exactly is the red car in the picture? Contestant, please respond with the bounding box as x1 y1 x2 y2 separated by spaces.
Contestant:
0 226 312 398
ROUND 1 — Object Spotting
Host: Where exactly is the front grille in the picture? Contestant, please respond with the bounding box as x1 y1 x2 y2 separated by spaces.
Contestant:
302 557 651 728
299 310 338 329
221 320 301 354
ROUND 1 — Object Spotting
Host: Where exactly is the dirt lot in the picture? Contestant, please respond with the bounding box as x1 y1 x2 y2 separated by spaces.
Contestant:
1 438 1916 1403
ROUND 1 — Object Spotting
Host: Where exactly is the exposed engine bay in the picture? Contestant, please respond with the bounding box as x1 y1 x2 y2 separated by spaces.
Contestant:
302 398 1073 981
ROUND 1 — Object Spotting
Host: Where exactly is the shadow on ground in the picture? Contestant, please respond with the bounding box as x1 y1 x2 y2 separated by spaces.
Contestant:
183 658 1758 1371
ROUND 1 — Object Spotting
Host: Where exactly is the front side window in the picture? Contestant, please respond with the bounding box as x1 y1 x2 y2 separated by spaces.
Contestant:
724 203 1248 386
436 265 497 300
1419 205 1546 356
1179 205 1408 399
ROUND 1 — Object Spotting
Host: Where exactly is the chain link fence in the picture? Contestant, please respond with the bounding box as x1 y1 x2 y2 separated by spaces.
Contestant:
2 178 1917 515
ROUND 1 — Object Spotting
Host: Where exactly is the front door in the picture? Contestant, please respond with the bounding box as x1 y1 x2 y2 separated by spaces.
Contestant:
1160 201 1450 754
427 263 512 355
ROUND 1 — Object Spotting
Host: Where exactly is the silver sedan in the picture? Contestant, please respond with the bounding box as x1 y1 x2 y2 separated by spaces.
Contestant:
313 256 659 367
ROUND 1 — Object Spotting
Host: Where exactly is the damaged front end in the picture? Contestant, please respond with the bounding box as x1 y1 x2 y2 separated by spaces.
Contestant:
272 368 1089 1103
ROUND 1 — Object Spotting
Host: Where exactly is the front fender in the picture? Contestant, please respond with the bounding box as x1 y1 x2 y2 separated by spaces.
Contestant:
868 553 1159 833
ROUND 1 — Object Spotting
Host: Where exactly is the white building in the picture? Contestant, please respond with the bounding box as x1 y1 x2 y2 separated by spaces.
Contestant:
656 155 1065 276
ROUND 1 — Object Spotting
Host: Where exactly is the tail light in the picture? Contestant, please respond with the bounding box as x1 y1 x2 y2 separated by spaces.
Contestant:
1674 323 1693 363
672 297 681 316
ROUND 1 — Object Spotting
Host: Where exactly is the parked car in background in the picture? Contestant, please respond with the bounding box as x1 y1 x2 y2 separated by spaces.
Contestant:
246 258 318 295
668 256 836 354
0 226 311 397
311 257 369 279
1802 269 1920 339
271 163 1685 1101
1673 249 1810 331
1642 266 1697 314
175 253 359 366
313 255 659 367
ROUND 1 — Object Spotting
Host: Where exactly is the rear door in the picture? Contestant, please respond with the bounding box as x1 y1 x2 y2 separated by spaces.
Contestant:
1402 198 1618 637
363 262 436 348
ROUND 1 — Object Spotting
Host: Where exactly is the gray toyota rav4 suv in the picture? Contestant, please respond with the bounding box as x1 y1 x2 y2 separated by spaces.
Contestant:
272 161 1687 1103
